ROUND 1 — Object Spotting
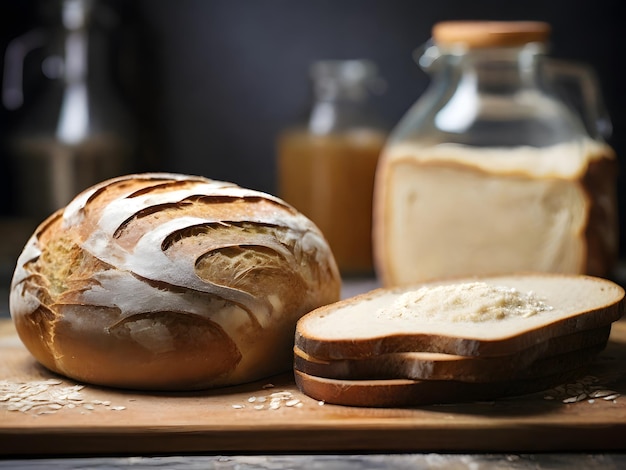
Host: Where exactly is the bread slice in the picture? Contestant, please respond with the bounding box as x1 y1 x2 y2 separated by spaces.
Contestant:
295 274 624 360
293 325 611 382
294 344 603 407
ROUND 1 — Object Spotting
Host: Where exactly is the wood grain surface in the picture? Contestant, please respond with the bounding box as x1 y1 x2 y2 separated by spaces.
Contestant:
1 318 625 456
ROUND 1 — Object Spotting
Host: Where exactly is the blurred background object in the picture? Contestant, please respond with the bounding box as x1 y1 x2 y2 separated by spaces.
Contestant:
0 0 624 298
277 59 387 276
2 0 138 223
374 20 619 286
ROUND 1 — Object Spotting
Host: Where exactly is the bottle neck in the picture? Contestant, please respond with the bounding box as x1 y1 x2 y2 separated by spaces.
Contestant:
307 61 382 134
61 0 99 83
308 95 371 135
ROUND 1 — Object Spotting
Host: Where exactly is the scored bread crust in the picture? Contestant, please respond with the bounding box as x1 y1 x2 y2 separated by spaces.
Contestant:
293 325 611 383
295 274 624 360
10 173 341 390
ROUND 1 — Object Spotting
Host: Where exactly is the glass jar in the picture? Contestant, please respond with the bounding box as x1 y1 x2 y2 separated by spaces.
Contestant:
277 60 387 276
373 21 618 286
2 0 135 223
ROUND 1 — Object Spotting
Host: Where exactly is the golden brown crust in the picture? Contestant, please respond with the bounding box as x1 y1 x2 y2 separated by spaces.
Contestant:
50 308 242 390
293 326 611 383
583 152 620 276
294 361 590 408
10 173 341 390
295 341 605 407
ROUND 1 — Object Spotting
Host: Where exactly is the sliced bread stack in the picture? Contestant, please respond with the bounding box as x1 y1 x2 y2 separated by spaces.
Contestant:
294 274 625 407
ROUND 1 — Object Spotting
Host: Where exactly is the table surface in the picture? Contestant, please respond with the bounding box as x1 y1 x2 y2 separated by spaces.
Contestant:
2 274 626 468
2 454 626 469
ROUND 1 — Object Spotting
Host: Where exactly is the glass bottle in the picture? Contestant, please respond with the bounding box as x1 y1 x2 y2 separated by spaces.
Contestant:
277 60 387 276
2 0 135 223
373 21 618 286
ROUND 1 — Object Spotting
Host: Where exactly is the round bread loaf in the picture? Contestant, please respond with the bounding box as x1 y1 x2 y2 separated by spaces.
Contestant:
9 173 341 390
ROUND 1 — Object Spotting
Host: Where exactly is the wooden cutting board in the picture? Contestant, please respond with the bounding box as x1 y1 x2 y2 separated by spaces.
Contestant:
1 318 625 456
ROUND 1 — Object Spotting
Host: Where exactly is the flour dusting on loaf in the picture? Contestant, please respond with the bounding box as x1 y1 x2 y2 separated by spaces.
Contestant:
10 173 341 390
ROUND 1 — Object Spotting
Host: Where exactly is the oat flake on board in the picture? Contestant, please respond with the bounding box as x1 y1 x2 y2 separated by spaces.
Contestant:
0 379 125 415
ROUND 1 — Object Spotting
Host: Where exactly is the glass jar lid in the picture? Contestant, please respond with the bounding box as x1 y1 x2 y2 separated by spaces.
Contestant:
432 21 551 48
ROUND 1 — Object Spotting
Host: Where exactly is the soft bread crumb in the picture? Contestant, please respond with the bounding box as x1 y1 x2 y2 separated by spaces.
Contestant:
377 282 553 323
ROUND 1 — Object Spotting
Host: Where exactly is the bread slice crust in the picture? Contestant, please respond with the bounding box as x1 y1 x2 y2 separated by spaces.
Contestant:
295 342 603 407
293 325 611 382
295 274 625 360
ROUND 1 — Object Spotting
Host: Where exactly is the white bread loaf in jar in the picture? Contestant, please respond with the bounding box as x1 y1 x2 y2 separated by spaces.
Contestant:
9 173 341 390
373 140 619 287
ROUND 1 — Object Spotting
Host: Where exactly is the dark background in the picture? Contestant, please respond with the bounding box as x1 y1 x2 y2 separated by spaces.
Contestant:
0 0 625 253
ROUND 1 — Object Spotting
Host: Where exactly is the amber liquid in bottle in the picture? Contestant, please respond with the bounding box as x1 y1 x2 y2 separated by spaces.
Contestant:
278 128 386 276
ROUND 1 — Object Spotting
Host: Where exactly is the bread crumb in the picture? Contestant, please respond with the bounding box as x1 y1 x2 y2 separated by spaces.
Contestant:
378 282 553 323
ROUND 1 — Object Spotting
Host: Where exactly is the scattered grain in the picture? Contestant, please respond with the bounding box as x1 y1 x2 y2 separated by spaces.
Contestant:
0 379 128 415
232 389 305 411
602 394 620 401
544 376 620 405
590 390 618 399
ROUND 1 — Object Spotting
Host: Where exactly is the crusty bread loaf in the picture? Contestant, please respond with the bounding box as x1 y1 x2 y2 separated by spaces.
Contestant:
9 173 341 390
295 274 624 360
293 325 610 383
